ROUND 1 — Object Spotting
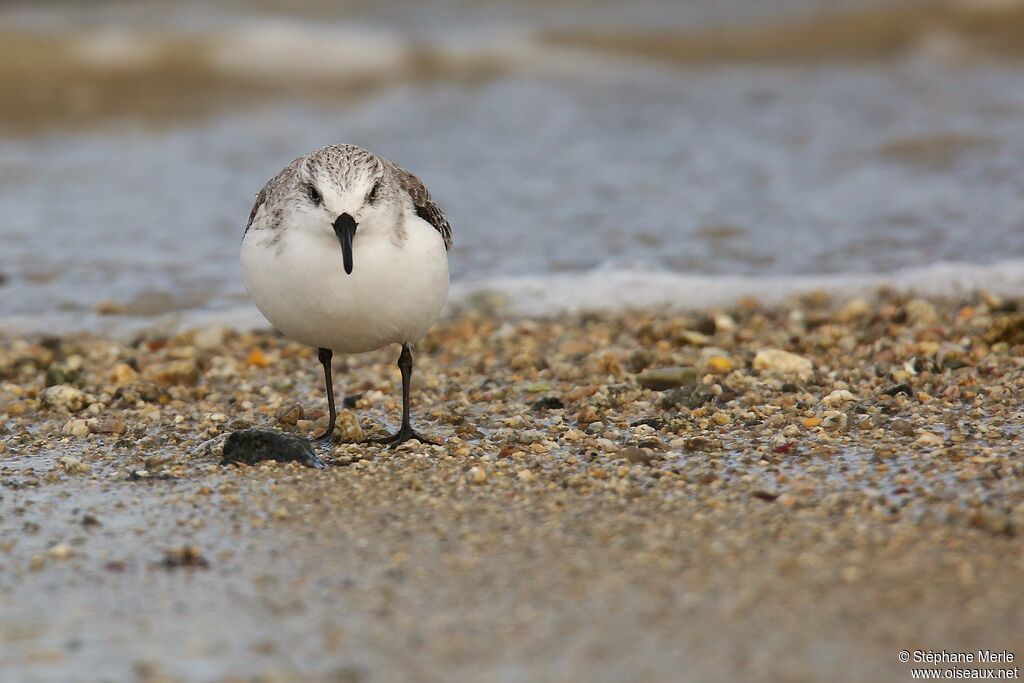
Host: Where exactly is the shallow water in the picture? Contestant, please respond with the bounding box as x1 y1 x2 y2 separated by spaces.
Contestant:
1 0 1023 331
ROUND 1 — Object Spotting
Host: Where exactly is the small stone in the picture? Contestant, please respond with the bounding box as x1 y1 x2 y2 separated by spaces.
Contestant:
713 313 736 333
62 419 91 437
58 455 90 474
193 326 226 350
917 432 944 447
984 313 1024 345
247 348 270 367
43 385 90 413
613 446 655 465
660 384 716 410
905 299 939 326
705 356 733 374
678 330 710 346
468 466 488 483
30 554 45 570
144 359 200 386
835 297 871 322
110 363 138 385
753 350 813 378
276 403 305 426
802 417 822 429
94 300 127 315
531 396 565 410
516 469 535 482
823 389 855 406
891 419 915 436
882 383 912 397
48 543 72 560
160 545 209 569
822 410 847 431
333 410 363 443
222 429 325 468
95 418 127 435
636 366 698 390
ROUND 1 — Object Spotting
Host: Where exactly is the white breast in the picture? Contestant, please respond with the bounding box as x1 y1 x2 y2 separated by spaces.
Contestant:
241 217 449 353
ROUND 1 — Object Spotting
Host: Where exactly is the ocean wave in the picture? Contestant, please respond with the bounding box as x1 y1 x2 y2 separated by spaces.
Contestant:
5 0 1024 131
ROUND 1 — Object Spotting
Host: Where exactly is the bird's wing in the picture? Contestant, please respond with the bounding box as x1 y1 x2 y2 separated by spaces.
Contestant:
388 162 453 251
244 184 268 235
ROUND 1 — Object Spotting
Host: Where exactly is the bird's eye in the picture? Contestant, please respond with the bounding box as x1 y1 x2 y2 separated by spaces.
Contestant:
307 184 322 205
366 179 381 204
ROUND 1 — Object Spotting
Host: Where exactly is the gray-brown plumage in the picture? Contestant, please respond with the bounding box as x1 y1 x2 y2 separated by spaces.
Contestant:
245 145 453 252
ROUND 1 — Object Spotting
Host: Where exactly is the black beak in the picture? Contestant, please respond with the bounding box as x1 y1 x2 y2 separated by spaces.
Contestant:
332 213 357 275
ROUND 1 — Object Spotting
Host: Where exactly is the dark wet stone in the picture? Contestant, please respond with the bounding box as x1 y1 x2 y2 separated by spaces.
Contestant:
222 429 325 469
160 545 210 569
780 382 799 393
629 417 665 430
692 315 717 335
882 383 912 396
343 393 363 409
531 396 565 411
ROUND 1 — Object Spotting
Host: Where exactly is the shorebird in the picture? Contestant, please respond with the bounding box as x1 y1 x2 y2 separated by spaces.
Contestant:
241 144 452 446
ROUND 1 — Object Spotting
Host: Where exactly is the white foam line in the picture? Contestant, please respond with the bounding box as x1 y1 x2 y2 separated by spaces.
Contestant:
1 260 1022 339
449 259 1024 317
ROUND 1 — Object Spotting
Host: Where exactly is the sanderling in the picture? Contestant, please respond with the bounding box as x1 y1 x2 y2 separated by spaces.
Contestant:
241 144 452 447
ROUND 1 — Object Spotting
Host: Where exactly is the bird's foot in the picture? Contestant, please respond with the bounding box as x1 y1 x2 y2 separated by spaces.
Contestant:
310 427 335 445
362 424 440 448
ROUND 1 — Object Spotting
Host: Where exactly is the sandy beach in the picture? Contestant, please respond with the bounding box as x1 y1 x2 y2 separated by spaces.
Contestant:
1 291 1021 682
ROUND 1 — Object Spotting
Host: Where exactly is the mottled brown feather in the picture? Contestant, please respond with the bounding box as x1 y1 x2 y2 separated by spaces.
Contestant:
385 160 453 251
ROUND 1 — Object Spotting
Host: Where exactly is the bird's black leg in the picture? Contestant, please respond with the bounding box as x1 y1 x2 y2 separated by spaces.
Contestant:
363 344 438 447
313 347 336 443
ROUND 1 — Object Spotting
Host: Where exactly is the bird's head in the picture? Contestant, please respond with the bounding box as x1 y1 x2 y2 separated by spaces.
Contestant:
296 145 401 275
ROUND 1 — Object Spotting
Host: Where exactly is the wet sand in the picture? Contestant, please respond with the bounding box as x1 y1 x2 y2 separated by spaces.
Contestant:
1 292 1022 682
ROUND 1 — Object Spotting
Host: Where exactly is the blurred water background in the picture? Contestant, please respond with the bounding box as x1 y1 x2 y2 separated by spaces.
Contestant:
1 0 1023 332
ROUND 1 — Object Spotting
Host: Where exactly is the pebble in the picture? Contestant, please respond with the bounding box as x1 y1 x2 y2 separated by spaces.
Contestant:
333 410 363 443
43 385 90 413
276 403 305 426
144 359 200 386
95 418 127 435
110 363 138 385
468 466 488 484
823 389 855 406
705 356 734 373
58 455 90 474
752 349 813 378
193 326 227 350
62 419 91 437
612 446 656 465
636 366 697 390
905 299 939 326
48 543 72 560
